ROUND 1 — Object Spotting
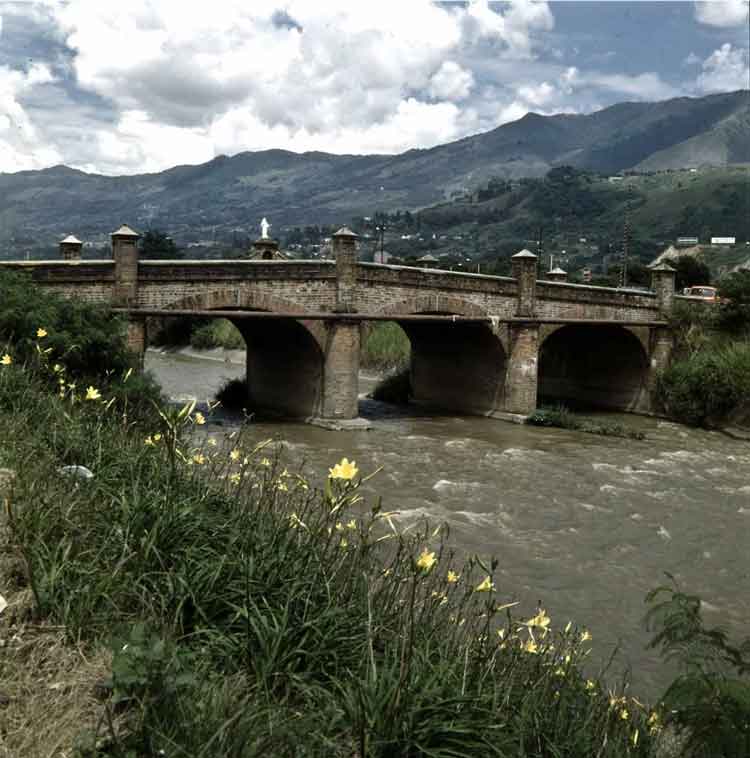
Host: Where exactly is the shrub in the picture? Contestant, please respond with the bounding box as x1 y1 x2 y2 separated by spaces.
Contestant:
657 342 750 426
371 367 411 403
216 376 251 412
646 579 750 758
527 406 646 440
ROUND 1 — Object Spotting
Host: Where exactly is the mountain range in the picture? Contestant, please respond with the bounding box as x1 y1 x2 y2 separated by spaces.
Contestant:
0 89 747 251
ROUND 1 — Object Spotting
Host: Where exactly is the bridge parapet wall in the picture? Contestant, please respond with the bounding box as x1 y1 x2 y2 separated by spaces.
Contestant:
535 281 660 322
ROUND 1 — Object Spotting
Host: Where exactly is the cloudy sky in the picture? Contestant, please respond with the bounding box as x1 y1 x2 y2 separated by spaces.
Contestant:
0 0 748 175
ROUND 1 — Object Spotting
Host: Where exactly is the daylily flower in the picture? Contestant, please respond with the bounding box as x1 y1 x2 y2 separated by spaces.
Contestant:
447 570 460 583
85 386 101 400
328 457 358 480
522 638 538 654
580 629 592 643
416 549 436 572
474 576 495 593
194 412 206 425
524 608 551 634
53 363 64 373
230 449 241 461
346 519 357 530
193 453 206 465
0 354 11 366
36 327 48 338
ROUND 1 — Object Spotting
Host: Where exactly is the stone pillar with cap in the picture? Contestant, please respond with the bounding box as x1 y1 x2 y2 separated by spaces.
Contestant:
546 266 568 283
60 235 83 261
512 249 538 317
504 249 540 416
111 225 145 366
332 227 358 312
317 227 364 426
650 263 676 315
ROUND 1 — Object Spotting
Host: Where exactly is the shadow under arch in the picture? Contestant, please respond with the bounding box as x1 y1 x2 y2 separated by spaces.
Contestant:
375 297 506 415
538 324 649 412
161 289 325 419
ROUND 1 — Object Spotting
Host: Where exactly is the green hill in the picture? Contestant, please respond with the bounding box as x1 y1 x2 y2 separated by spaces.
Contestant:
0 90 747 257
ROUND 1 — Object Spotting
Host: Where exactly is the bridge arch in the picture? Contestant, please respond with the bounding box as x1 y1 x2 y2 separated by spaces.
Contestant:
162 288 326 419
374 296 506 415
537 324 649 412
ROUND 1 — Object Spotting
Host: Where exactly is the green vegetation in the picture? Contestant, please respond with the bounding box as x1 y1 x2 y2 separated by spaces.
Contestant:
215 376 251 413
189 318 245 350
371 367 411 404
658 273 750 428
361 322 410 372
645 579 750 757
1 283 666 758
526 406 646 440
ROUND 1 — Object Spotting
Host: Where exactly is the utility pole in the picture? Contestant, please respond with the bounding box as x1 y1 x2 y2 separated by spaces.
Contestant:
537 226 544 261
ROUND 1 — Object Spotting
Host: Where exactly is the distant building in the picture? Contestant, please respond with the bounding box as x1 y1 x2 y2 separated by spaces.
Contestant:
676 236 699 246
711 237 736 245
416 254 439 267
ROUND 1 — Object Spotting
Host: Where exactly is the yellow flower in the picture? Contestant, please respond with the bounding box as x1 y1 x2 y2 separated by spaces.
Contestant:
277 481 288 492
522 638 538 654
346 519 357 530
416 549 437 572
328 457 358 481
193 453 206 465
144 436 155 446
647 711 662 735
153 433 162 442
85 386 101 400
229 473 241 485
260 457 271 467
524 608 551 632
53 363 64 373
0 353 11 366
475 576 495 593
585 680 596 692
230 448 241 461
36 327 48 338
194 412 206 425
447 570 460 583
335 521 344 531
619 708 629 721
554 667 565 677
580 629 592 643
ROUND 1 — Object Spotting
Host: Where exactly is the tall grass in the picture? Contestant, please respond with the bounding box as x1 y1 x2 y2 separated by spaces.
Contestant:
361 322 410 372
0 344 657 757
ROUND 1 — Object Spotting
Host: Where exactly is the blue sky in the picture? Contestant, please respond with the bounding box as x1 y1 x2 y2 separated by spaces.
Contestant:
0 1 747 175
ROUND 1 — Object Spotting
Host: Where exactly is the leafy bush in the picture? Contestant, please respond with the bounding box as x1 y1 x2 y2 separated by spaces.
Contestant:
717 271 750 335
216 376 250 412
657 342 750 426
371 367 411 404
190 319 245 350
646 579 750 758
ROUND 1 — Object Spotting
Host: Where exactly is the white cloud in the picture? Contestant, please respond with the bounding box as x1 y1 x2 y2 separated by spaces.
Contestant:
428 61 475 101
554 66 678 101
694 0 749 27
696 43 750 92
517 81 556 106
0 61 61 172
17 0 556 173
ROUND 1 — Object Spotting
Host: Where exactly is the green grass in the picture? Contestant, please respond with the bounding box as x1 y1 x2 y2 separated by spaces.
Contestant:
527 406 646 440
361 322 410 372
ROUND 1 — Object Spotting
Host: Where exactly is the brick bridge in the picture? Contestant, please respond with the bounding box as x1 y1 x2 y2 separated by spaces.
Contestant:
3 227 678 428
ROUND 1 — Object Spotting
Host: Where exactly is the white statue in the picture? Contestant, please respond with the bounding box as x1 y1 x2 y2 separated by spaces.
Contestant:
260 217 270 239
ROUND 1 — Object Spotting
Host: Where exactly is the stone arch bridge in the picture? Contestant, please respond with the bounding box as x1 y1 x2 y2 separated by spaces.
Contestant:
2 227 677 428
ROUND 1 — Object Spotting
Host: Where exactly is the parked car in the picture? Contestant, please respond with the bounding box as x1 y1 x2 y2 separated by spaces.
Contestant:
682 285 720 302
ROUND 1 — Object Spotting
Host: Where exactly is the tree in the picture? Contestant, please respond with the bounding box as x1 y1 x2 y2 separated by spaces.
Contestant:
674 256 711 291
717 271 750 334
140 230 183 259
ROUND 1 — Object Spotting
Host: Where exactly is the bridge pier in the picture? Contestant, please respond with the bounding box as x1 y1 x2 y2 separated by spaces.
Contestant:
318 320 363 425
504 324 539 415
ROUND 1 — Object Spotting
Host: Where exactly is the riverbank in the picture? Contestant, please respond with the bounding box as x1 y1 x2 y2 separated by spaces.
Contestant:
1 350 662 757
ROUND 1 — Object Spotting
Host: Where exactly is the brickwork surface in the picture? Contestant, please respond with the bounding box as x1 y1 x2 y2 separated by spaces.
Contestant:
2 258 674 421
